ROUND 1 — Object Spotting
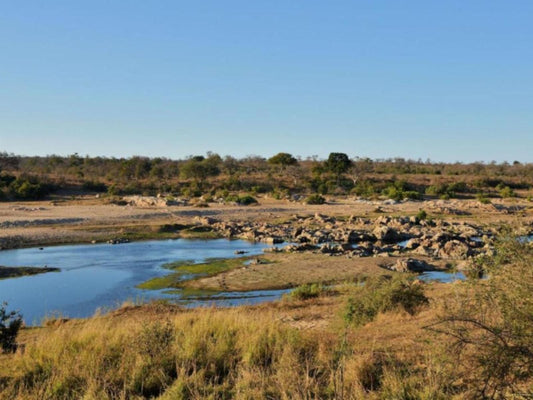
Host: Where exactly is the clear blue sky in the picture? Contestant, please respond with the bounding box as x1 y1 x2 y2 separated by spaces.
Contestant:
1 1 531 162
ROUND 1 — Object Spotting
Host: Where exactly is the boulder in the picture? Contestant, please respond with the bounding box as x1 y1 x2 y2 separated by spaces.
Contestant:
372 226 402 243
193 216 218 226
390 258 435 272
438 240 472 259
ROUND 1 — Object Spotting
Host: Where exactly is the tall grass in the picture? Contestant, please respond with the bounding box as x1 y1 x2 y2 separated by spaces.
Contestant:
0 303 459 400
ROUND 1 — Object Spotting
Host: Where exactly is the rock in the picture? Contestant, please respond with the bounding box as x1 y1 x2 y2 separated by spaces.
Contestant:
263 246 282 253
404 238 421 249
438 240 472 259
108 238 130 245
283 243 318 252
264 236 284 245
390 258 436 272
194 216 218 226
372 226 402 243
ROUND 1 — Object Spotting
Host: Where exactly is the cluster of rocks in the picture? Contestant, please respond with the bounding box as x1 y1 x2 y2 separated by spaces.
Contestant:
193 213 509 264
107 238 130 245
123 195 189 207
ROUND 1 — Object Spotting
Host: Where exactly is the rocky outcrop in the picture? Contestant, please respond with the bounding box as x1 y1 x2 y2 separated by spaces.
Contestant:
184 213 500 261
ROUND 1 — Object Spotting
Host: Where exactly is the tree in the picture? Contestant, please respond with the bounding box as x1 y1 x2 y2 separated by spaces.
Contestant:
268 152 298 168
0 302 22 353
324 153 352 176
180 154 221 189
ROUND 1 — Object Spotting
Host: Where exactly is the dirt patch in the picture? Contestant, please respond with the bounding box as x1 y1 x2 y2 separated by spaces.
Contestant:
183 252 411 291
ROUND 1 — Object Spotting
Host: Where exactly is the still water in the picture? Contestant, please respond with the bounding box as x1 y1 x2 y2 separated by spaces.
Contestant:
0 239 271 325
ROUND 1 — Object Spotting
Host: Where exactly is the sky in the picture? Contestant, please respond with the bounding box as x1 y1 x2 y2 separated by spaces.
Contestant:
0 1 532 162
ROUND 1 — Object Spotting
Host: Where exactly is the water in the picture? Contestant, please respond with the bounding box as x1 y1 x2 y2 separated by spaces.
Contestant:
179 289 293 307
419 270 466 283
0 239 270 325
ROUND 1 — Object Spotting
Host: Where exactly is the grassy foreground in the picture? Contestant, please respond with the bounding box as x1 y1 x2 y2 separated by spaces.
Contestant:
0 293 449 400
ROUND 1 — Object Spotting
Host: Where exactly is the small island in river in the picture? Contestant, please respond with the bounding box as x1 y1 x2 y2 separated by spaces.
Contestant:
0 265 60 280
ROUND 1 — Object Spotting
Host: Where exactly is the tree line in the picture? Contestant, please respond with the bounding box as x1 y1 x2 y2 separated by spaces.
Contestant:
0 151 532 200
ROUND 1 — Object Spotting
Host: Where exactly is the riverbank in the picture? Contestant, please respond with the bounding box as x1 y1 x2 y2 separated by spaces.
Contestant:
1 196 532 250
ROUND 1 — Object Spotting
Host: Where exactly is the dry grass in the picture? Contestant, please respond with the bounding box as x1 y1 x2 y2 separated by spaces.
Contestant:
0 283 467 400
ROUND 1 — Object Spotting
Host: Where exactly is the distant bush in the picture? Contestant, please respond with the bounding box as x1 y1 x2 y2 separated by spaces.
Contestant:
289 283 329 300
344 276 429 327
0 302 22 353
305 194 326 205
403 190 422 200
425 181 467 198
351 180 377 198
9 177 49 200
236 195 258 205
0 174 16 188
476 192 491 204
498 185 516 198
382 183 422 201
270 188 289 200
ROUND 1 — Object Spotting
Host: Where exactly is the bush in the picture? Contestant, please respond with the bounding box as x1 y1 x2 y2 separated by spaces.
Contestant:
344 276 429 327
305 194 326 205
429 236 533 398
9 177 49 200
498 185 516 198
236 195 258 205
0 302 22 353
403 190 422 200
382 185 422 201
476 192 491 204
416 209 427 220
351 180 376 199
289 283 329 300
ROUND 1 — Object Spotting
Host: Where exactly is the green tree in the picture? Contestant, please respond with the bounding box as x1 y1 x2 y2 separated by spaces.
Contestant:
325 152 352 178
268 152 298 169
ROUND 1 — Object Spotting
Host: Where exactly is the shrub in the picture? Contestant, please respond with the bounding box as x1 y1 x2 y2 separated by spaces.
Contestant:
351 180 376 199
403 190 422 200
416 209 427 220
0 302 22 353
498 186 516 198
476 192 491 204
344 276 429 327
9 177 49 200
289 283 329 300
382 185 421 201
305 194 326 205
429 236 533 398
236 195 258 205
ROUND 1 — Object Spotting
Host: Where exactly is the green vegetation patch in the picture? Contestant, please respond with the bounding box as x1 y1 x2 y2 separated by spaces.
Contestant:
287 283 331 301
137 257 267 291
344 275 429 327
0 266 60 280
